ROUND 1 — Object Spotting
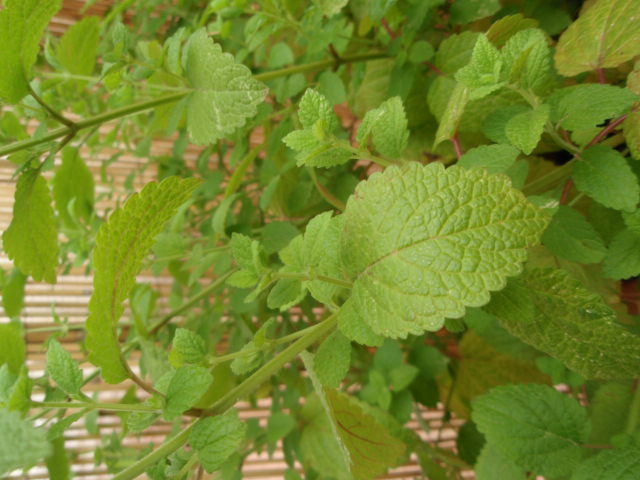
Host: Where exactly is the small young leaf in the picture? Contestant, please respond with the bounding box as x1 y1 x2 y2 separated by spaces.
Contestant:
433 82 469 148
455 35 504 100
266 411 296 443
340 162 547 339
458 144 519 173
170 328 208 365
472 384 589 478
485 14 538 48
357 97 409 158
501 28 553 94
487 268 640 379
190 409 247 473
555 0 640 76
3 170 58 283
53 147 95 226
314 330 351 388
435 31 480 75
0 409 51 476
602 229 640 279
298 89 338 131
46 340 83 396
549 84 638 132
0 0 63 103
164 365 213 419
86 177 201 383
56 16 100 75
185 28 268 145
573 145 639 212
505 104 549 154
542 205 607 264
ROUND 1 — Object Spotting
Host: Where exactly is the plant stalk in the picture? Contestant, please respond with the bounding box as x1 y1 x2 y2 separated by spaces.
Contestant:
30 401 159 413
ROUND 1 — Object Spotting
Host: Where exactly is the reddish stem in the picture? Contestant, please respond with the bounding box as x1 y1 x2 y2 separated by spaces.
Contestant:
559 178 574 205
381 18 398 39
586 113 629 148
596 68 607 84
451 133 463 160
425 61 444 76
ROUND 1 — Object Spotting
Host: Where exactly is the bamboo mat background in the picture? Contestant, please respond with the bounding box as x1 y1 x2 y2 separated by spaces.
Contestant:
1 2 468 478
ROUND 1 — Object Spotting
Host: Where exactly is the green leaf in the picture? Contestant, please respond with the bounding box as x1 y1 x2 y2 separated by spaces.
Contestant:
623 110 640 160
0 323 26 375
266 411 296 443
53 147 95 226
261 221 299 254
3 171 58 283
588 381 634 445
282 125 354 168
328 389 406 480
313 0 348 17
434 31 480 75
170 328 208 365
458 144 519 174
86 177 201 383
485 14 539 48
298 88 338 131
56 16 100 76
501 28 553 94
314 330 351 388
450 0 500 25
446 331 549 417
185 28 268 145
357 97 409 158
433 82 469 147
339 162 547 339
164 365 213 419
549 84 638 132
2 269 26 318
472 384 589 478
278 212 348 306
555 0 640 76
573 145 639 212
572 444 640 480
230 318 275 375
408 40 434 63
602 229 640 279
190 409 247 473
46 340 83 396
45 436 70 480
487 268 640 379
542 205 607 264
267 277 305 310
505 104 549 154
455 35 504 100
475 444 526 480
0 409 51 476
0 0 62 103
0 364 31 414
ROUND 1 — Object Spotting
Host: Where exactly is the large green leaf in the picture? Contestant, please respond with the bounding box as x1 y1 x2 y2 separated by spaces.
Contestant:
86 177 201 383
487 268 640 379
0 409 51 476
3 171 58 283
571 443 640 480
339 162 547 339
0 0 62 103
472 384 589 478
185 28 268 145
555 0 640 76
56 16 100 76
190 409 247 473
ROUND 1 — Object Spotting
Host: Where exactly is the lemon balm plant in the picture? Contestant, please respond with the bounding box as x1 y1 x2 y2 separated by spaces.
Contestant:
1 0 640 478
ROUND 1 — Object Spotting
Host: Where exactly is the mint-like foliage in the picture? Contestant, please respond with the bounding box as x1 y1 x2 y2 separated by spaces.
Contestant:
339 162 547 339
0 410 51 476
86 177 200 383
190 409 247 473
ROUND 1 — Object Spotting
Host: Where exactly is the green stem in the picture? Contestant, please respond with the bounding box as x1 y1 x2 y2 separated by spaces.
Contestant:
0 92 189 157
625 382 640 434
112 314 338 480
151 245 229 263
309 168 347 211
112 426 193 480
176 451 199 479
205 313 338 415
28 85 75 127
253 51 387 82
272 271 352 289
1 52 388 159
147 270 235 336
223 143 264 198
30 401 159 413
209 321 327 366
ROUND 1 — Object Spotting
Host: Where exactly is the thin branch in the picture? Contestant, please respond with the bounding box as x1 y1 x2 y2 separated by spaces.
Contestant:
28 84 76 128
